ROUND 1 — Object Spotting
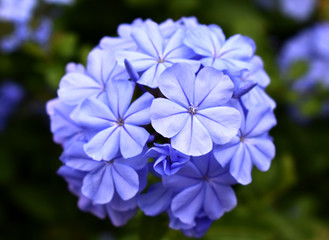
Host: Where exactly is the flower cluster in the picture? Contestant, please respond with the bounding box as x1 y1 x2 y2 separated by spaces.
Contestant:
256 0 317 21
0 81 23 131
0 0 74 53
47 17 276 237
279 22 329 119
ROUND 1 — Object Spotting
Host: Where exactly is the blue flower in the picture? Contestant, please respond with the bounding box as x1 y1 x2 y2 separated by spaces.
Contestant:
168 212 213 238
279 0 316 21
57 165 142 226
214 101 276 185
162 152 237 225
72 79 154 160
0 0 36 22
146 143 190 176
58 48 127 105
151 63 241 156
46 98 84 146
184 24 255 73
233 56 276 110
0 81 23 131
61 140 148 204
117 19 200 88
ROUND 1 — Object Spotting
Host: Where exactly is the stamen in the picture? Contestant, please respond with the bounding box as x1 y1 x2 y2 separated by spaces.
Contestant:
117 118 124 126
188 105 198 115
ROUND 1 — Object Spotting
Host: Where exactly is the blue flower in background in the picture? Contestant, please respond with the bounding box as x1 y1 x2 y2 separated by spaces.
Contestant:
72 80 154 160
146 143 190 176
280 22 329 117
0 0 36 22
0 81 23 131
151 63 241 156
117 19 200 88
214 101 276 185
279 0 317 21
184 24 255 74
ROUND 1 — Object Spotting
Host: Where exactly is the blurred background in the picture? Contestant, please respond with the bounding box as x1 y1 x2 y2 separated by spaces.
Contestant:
1 0 329 239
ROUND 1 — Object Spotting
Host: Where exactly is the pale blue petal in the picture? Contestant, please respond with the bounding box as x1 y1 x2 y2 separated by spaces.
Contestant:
204 184 236 219
58 73 101 105
151 98 188 138
168 58 200 72
171 183 204 225
219 34 255 59
116 50 156 71
245 106 276 137
124 92 154 125
213 136 240 167
111 192 137 211
120 124 149 158
112 162 139 200
82 166 114 204
171 116 213 156
116 149 149 170
84 126 120 161
241 86 276 110
184 25 222 57
86 48 117 85
194 67 234 109
245 136 275 171
158 63 196 108
163 161 202 190
138 183 173 216
131 19 164 57
138 63 166 88
230 144 253 185
106 206 137 227
196 107 241 145
106 80 135 119
70 97 116 129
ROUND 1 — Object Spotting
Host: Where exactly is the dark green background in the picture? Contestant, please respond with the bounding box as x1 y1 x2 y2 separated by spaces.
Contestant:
1 0 329 239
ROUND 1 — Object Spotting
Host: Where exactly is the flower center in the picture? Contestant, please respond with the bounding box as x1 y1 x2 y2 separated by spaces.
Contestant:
158 58 165 63
117 118 124 126
188 105 198 115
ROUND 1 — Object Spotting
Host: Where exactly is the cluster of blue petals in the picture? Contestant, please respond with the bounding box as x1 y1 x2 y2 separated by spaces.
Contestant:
47 17 276 237
256 0 317 21
279 22 329 117
0 0 73 53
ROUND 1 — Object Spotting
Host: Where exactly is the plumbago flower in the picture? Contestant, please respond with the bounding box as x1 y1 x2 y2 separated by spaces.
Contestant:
47 17 276 238
279 22 329 118
0 0 74 53
151 63 241 156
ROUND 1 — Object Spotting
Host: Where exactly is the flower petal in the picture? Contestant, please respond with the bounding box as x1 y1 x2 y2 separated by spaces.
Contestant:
82 166 114 204
107 80 135 119
84 126 120 161
204 184 236 219
158 63 196 108
58 73 101 105
196 107 241 145
151 98 188 138
120 124 149 158
71 97 116 129
112 162 139 200
213 136 240 167
230 144 253 185
194 67 234 109
138 182 173 216
131 19 164 57
171 183 204 225
137 63 166 88
245 136 275 171
171 116 213 156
